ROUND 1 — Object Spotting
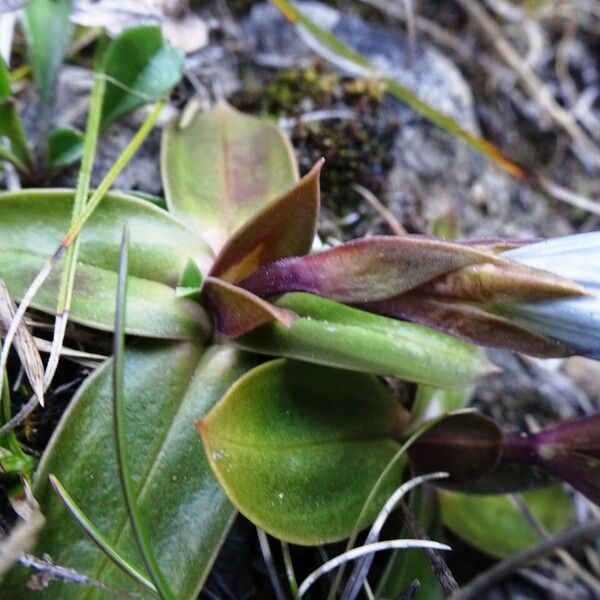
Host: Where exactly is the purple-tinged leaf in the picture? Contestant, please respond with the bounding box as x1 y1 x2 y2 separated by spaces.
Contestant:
502 413 600 505
162 101 299 253
202 277 296 338
209 160 323 283
240 236 499 303
407 412 504 483
358 292 573 358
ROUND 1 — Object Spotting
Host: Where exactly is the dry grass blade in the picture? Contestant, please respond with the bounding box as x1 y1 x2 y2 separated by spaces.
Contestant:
456 0 600 167
256 528 286 600
297 539 451 599
343 472 449 600
0 279 45 406
450 520 600 600
0 482 44 577
353 184 407 236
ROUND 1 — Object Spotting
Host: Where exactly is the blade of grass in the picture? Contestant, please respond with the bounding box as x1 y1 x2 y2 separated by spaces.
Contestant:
113 225 176 600
257 528 286 600
0 279 44 406
270 0 600 216
48 474 158 595
342 472 449 600
0 100 165 433
269 0 528 180
45 40 107 394
298 539 451 599
326 410 472 600
281 541 298 598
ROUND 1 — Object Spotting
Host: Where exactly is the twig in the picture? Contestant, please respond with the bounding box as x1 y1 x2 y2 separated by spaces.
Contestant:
353 183 407 236
399 502 459 595
455 0 600 167
450 520 600 600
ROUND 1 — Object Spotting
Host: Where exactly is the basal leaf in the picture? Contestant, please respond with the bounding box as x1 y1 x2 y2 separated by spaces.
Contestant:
3 342 256 598
209 160 322 283
199 359 405 545
235 292 490 388
0 189 213 339
439 486 574 558
101 25 183 130
203 277 296 338
162 101 298 252
23 0 74 111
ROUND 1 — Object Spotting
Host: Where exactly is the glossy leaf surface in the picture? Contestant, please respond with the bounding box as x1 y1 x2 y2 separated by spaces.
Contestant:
236 293 490 388
439 486 574 558
210 160 322 283
100 26 183 130
4 342 255 598
0 189 212 339
23 0 73 110
199 359 405 545
162 101 298 252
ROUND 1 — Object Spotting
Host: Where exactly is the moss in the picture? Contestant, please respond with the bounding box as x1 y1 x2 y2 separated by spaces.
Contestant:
231 63 398 230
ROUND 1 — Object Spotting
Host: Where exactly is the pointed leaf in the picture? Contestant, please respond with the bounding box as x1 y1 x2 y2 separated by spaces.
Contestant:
199 359 405 545
3 342 256 599
408 413 503 482
240 236 499 303
101 26 184 130
0 57 34 173
203 277 296 338
439 486 574 558
209 160 323 283
46 127 84 170
0 189 213 339
162 101 299 252
23 0 73 110
422 262 586 303
361 291 573 357
235 292 490 388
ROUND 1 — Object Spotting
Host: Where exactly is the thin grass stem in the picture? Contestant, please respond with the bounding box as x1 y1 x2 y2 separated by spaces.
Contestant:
112 225 176 600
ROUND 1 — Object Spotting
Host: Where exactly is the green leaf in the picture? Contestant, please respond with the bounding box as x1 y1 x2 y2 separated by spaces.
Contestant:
101 25 183 131
439 486 575 558
0 189 213 339
236 292 490 388
23 0 74 111
3 342 256 598
199 359 405 545
46 127 84 170
0 56 35 175
162 101 299 253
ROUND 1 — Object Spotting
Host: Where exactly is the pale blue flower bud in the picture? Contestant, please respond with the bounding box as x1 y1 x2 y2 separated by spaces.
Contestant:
501 232 600 358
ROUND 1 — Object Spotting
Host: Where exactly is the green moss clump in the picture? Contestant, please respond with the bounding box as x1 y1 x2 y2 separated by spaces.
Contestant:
231 63 398 230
